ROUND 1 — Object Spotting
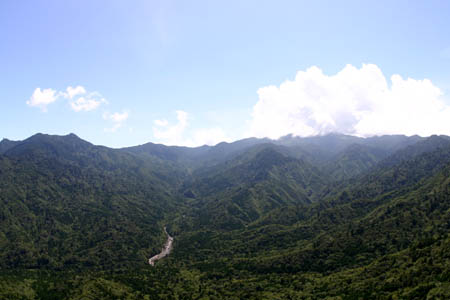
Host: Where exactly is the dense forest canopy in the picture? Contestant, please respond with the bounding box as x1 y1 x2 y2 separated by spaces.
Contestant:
1 132 449 299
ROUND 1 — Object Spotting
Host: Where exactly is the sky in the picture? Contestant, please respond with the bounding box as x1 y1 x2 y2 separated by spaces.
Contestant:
1 0 450 148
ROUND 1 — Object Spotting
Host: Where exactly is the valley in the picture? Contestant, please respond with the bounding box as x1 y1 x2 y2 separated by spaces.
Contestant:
0 132 449 299
148 227 173 266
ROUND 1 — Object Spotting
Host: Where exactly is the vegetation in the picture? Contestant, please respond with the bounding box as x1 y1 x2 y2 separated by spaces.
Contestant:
0 132 449 299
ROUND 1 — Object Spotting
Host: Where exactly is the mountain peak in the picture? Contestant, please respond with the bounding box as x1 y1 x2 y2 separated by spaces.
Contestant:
4 132 93 158
67 132 79 138
25 132 87 143
0 138 20 154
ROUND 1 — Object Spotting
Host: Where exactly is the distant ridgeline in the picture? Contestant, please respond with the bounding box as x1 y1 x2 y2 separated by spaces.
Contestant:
1 132 450 299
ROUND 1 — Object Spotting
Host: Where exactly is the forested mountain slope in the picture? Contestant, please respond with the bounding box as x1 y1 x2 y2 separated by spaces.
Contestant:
173 142 450 265
323 143 389 180
0 138 20 154
179 144 329 230
0 133 183 270
1 133 449 299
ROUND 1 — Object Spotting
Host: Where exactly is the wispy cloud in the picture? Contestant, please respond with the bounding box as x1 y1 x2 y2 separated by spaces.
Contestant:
153 110 188 144
154 119 169 127
69 97 107 112
62 86 107 112
103 111 129 132
153 110 229 146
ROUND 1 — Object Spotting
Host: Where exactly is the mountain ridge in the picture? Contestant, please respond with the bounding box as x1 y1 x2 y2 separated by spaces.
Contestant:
1 131 449 299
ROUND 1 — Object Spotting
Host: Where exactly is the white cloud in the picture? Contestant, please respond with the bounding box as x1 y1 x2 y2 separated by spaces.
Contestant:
153 111 230 146
70 97 106 112
63 86 107 112
153 110 189 145
27 85 107 112
108 111 129 123
26 88 59 112
248 64 450 139
192 128 230 146
154 119 169 127
63 86 86 99
103 111 129 132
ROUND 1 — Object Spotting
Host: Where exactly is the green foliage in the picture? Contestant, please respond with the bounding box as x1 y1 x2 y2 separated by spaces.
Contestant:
1 133 449 299
0 134 180 270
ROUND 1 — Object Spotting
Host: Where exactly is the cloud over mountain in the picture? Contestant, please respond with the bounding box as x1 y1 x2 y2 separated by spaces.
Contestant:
153 110 229 146
248 64 450 139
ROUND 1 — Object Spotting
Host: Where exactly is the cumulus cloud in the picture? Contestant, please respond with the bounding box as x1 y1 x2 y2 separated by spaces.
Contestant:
191 128 230 146
26 88 59 112
103 111 129 132
248 64 450 139
153 110 189 145
27 85 107 112
63 86 86 99
153 110 229 146
70 97 107 112
62 86 107 112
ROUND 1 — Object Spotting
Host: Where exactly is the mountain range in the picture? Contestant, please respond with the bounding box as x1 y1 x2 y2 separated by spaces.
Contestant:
1 132 449 299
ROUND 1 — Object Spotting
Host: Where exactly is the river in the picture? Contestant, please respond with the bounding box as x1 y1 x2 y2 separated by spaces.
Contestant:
148 227 174 266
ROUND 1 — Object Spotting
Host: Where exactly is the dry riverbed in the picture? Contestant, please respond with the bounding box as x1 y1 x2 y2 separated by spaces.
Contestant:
148 227 173 266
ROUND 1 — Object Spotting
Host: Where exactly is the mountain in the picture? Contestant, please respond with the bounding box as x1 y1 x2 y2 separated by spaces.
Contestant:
179 144 329 230
0 133 183 270
174 138 450 258
376 134 450 168
123 137 271 170
0 138 20 154
169 137 450 298
275 133 423 161
323 143 389 180
1 132 449 299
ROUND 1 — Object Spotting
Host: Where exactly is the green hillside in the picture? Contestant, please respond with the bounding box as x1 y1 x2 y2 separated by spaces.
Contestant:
0 134 183 270
0 133 449 299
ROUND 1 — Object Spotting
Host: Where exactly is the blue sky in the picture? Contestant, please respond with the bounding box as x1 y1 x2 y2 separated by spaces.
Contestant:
1 0 450 147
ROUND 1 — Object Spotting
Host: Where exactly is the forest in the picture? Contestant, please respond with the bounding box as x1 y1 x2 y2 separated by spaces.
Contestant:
0 132 449 299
